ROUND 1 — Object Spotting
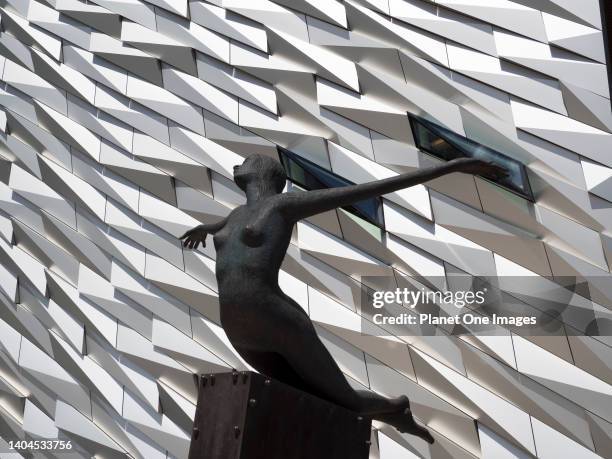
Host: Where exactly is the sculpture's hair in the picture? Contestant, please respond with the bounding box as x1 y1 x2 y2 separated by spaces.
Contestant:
239 154 287 193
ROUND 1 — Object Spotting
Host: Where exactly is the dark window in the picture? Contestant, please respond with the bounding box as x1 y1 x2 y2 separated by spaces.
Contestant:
277 147 385 227
409 115 534 201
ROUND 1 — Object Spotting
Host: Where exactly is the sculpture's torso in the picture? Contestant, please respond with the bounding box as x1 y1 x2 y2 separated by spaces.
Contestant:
213 203 292 286
214 200 303 349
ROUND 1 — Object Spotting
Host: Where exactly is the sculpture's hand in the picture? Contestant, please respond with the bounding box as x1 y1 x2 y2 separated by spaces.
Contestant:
180 225 208 249
450 158 510 180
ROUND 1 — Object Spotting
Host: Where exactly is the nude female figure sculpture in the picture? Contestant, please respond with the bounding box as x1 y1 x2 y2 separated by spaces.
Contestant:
180 154 508 443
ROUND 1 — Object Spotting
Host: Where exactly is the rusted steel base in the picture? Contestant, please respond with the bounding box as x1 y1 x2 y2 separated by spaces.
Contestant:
188 371 372 459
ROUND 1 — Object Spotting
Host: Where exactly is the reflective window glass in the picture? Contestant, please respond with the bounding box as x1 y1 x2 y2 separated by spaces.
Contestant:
278 147 385 227
410 115 534 201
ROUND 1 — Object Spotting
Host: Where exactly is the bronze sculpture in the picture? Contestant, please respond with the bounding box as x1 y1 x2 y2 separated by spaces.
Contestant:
180 154 508 443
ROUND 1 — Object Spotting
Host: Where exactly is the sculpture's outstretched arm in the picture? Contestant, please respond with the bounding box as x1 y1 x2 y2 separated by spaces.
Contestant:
179 218 227 249
281 157 508 221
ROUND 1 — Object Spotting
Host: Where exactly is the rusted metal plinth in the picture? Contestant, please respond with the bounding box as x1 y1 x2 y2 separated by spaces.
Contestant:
188 371 372 459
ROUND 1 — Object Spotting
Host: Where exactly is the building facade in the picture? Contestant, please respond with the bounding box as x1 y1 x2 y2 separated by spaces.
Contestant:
0 0 610 457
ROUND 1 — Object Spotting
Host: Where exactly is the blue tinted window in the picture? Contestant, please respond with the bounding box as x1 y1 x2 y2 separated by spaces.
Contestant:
278 147 385 227
409 116 534 201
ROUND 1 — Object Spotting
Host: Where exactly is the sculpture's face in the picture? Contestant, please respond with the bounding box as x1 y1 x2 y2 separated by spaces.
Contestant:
233 156 256 191
233 155 287 194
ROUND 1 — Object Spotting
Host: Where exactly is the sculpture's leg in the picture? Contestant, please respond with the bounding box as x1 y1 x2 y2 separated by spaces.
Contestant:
282 320 434 442
266 294 409 417
235 346 433 442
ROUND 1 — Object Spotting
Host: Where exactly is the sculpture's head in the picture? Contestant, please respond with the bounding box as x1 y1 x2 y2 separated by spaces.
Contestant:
233 154 287 195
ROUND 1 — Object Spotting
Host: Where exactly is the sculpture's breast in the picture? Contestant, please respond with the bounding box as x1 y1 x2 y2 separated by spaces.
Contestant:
213 228 230 249
213 207 246 250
